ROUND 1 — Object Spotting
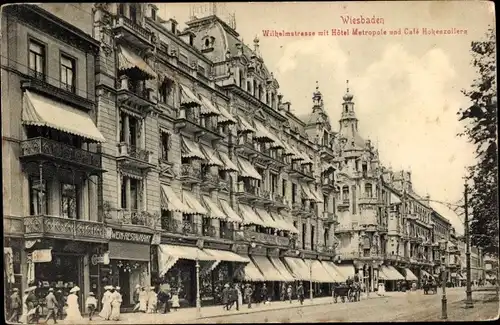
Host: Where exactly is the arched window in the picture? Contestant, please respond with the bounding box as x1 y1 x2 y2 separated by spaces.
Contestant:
266 91 269 105
253 80 257 96
342 186 349 201
239 69 244 88
365 183 372 197
271 93 276 109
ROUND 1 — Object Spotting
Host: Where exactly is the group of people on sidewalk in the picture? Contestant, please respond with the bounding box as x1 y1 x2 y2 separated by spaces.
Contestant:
130 284 181 314
98 285 123 321
7 285 83 324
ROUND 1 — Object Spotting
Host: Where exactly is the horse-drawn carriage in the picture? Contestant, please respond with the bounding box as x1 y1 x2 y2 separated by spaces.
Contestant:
422 280 438 295
333 283 361 303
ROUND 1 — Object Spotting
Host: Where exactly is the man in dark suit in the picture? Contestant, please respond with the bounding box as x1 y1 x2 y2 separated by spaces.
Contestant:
54 290 65 320
296 282 304 305
8 288 22 323
44 288 59 324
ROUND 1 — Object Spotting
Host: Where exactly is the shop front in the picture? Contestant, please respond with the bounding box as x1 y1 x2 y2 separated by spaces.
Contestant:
379 265 405 291
105 229 153 309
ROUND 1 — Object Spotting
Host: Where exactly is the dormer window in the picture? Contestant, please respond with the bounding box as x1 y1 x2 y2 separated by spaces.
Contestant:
151 7 157 20
130 4 138 23
171 22 177 34
118 3 126 16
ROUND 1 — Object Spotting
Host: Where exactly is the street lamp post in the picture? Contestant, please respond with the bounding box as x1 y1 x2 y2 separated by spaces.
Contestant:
464 183 474 309
195 252 201 318
440 240 448 320
309 260 313 303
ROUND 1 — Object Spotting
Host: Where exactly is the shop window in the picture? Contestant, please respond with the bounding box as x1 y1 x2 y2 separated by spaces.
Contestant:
29 178 48 215
29 39 45 80
160 131 171 162
61 183 78 219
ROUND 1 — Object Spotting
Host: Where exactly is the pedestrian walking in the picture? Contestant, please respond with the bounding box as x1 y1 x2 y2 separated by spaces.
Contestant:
281 285 286 301
260 284 268 305
158 284 171 314
138 286 148 312
54 290 64 320
65 286 83 322
8 288 22 323
171 288 180 311
110 287 122 321
287 285 293 304
25 286 39 324
244 284 253 309
297 282 304 305
147 286 157 313
222 283 231 310
99 285 113 320
236 284 242 311
132 284 141 312
377 282 386 296
19 289 30 324
44 288 59 324
85 292 97 321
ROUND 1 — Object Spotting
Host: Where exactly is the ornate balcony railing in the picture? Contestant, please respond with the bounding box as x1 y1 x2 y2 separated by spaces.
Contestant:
24 215 108 241
202 225 217 237
184 111 219 133
235 229 290 247
181 164 202 180
117 143 151 163
160 218 199 236
21 137 102 170
115 15 152 44
220 227 234 240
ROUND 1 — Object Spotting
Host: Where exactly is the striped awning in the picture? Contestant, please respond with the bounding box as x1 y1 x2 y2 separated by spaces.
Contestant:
237 157 262 180
301 184 316 201
180 84 203 107
161 185 193 213
240 257 265 281
270 212 299 233
202 196 226 220
281 141 296 156
214 102 237 124
220 199 243 223
252 256 287 282
181 136 205 160
22 90 106 143
321 261 347 282
199 96 221 116
309 185 324 203
290 145 305 161
300 153 313 165
391 193 402 204
237 115 256 133
204 249 249 263
117 46 157 79
379 266 405 281
183 191 207 215
200 145 224 166
253 120 275 143
284 257 310 281
403 268 418 281
269 257 296 282
255 208 281 229
219 151 239 172
335 264 356 279
311 260 335 283
238 204 266 227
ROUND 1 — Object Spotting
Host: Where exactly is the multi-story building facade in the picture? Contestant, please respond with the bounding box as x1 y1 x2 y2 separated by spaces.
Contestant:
2 4 104 311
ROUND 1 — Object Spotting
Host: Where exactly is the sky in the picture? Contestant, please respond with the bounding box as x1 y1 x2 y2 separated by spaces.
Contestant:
158 1 496 234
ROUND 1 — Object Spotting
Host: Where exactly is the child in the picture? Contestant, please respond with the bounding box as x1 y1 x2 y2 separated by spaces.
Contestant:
85 292 98 320
171 289 180 311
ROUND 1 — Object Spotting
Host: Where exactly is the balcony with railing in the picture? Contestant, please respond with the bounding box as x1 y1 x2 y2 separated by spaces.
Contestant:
117 77 156 110
337 199 350 208
24 215 109 242
175 108 223 141
291 202 309 216
161 218 199 236
120 209 159 229
181 164 202 184
358 196 380 205
234 229 290 247
271 192 288 208
201 173 220 190
113 15 153 49
20 137 103 173
117 143 152 169
289 163 314 181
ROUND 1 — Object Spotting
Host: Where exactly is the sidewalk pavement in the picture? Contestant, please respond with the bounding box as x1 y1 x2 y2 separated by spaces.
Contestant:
60 294 386 324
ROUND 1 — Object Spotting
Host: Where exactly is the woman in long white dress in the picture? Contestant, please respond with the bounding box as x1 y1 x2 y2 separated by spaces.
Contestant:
99 286 113 320
110 287 122 321
65 286 83 322
147 287 157 313
19 290 29 324
377 282 386 296
236 284 243 308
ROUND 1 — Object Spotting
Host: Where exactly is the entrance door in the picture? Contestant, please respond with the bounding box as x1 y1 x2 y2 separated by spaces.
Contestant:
118 268 131 307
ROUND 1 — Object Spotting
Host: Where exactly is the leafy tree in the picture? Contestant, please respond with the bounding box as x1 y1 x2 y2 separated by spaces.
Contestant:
458 27 498 256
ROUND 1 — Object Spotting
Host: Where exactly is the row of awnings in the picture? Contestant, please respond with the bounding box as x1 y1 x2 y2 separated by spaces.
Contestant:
379 266 419 281
242 256 350 283
158 245 350 284
161 185 298 231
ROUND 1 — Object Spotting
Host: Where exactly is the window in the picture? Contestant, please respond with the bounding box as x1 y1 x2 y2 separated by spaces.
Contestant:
121 176 141 210
342 186 349 201
159 78 174 104
323 228 329 246
29 40 45 79
292 183 297 204
61 183 78 219
323 195 328 212
270 173 278 197
311 225 315 250
60 55 76 92
161 210 173 231
29 178 48 215
160 131 170 161
247 81 251 93
130 179 139 210
239 69 244 88
151 7 157 20
119 112 140 146
302 224 306 249
365 183 373 197
118 3 126 16
130 4 138 23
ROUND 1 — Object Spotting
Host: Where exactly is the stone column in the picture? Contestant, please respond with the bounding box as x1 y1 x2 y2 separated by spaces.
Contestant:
125 177 131 210
88 175 97 221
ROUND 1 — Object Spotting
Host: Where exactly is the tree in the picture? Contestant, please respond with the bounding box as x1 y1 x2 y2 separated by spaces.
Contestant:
458 27 498 256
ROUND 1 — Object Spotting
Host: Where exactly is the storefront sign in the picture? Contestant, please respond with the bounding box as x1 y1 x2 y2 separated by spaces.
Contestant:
91 252 110 265
111 230 152 244
32 249 52 263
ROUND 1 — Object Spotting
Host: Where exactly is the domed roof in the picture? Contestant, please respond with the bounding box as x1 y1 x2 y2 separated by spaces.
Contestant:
343 90 354 102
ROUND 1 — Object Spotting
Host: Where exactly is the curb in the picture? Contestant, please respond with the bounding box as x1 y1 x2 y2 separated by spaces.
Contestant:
196 296 384 320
